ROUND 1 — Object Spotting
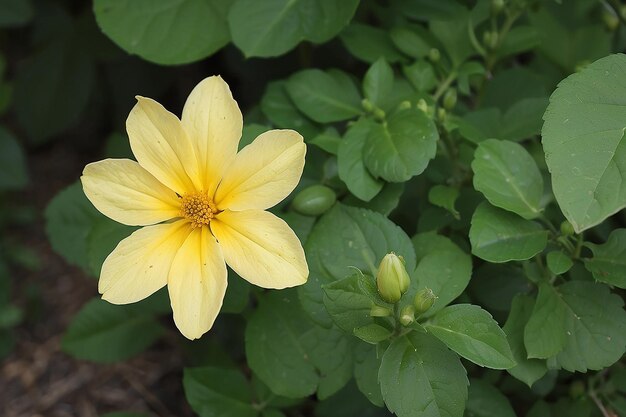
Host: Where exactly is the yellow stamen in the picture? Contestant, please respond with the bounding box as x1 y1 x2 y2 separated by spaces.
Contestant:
180 192 217 228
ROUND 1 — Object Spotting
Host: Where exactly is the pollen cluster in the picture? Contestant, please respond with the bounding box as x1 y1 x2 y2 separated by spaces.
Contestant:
180 192 217 228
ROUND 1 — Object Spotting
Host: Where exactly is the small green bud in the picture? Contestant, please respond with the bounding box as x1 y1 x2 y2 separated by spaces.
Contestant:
491 0 504 14
603 12 619 31
569 380 585 399
428 48 440 62
437 107 447 122
373 108 386 120
370 305 392 317
416 99 429 114
398 100 412 111
376 253 411 303
443 88 457 110
361 98 375 112
560 220 575 236
483 31 498 49
292 185 336 216
399 305 415 326
414 288 436 315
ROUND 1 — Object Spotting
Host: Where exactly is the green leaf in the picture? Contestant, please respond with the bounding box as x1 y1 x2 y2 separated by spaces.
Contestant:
353 324 392 344
470 263 532 313
425 304 515 369
94 0 231 65
470 202 548 263
353 343 383 407
397 0 467 21
0 0 33 27
503 295 547 387
403 61 437 92
183 366 256 417
363 108 438 182
246 290 352 399
322 273 381 333
584 228 626 288
390 25 431 59
428 185 459 219
287 69 362 123
0 127 28 191
363 58 394 110
300 204 415 327
344 182 405 216
340 23 406 64
379 332 468 417
524 282 566 360
260 81 320 140
45 182 101 271
430 13 474 67
465 379 516 417
309 128 340 155
472 139 543 219
337 118 384 201
411 231 461 263
229 0 358 57
62 298 164 363
496 25 540 60
87 217 137 277
222 271 251 314
542 53 626 232
546 251 573 275
555 281 626 372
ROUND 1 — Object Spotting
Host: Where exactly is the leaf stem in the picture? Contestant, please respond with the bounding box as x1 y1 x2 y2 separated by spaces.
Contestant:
433 71 457 102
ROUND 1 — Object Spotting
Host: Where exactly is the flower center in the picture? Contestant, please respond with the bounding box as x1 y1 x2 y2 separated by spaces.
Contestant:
179 192 217 228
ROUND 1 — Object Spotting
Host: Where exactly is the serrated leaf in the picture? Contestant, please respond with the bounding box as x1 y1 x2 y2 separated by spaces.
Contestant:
524 282 567 359
353 343 384 407
503 295 547 387
584 228 626 288
379 332 468 417
470 202 548 263
425 304 515 369
472 139 543 219
364 108 438 182
542 53 626 232
322 273 379 333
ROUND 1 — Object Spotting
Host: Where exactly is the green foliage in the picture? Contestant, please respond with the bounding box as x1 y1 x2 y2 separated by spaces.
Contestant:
0 126 28 191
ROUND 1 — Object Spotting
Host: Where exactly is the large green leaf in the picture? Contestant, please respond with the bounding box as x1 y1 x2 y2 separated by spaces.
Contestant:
523 282 566 359
466 379 516 417
363 58 394 110
340 23 406 64
183 367 257 417
470 202 547 263
425 304 515 369
353 343 383 407
287 69 362 123
337 118 383 201
503 295 547 387
472 139 543 219
584 228 626 288
245 290 352 399
94 0 231 65
542 53 626 232
379 332 468 417
229 0 359 57
299 204 415 327
87 217 136 278
363 108 438 182
0 127 28 191
62 298 164 363
260 81 320 140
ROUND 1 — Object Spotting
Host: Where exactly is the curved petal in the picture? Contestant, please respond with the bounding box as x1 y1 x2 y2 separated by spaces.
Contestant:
181 76 243 195
211 210 308 289
99 220 191 304
81 159 181 226
127 96 201 194
215 129 306 211
168 227 227 340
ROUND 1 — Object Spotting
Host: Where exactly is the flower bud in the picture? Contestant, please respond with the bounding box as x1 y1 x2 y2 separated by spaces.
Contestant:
437 107 447 122
443 88 457 110
491 0 504 14
398 100 412 111
560 220 575 236
416 99 429 114
370 305 392 317
361 98 375 112
428 48 440 62
376 253 411 303
373 108 386 120
414 288 436 315
399 305 415 326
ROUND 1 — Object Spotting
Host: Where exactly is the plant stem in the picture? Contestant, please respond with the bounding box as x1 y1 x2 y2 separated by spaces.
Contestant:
433 71 457 102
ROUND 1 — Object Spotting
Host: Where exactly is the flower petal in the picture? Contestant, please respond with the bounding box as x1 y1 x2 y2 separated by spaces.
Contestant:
211 209 308 289
99 220 192 304
81 159 181 226
127 96 201 193
181 76 243 195
168 227 227 340
215 129 306 211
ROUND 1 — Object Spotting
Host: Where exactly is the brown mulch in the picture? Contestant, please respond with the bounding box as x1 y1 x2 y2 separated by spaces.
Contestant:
0 144 194 417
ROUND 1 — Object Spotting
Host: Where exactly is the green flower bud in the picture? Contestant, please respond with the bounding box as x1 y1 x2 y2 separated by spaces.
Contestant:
398 100 412 111
416 99 429 114
376 253 411 303
560 220 575 236
414 288 436 314
373 108 386 120
428 48 440 62
361 98 375 112
491 0 504 14
399 305 415 326
437 107 447 122
443 88 457 110
370 305 392 317
292 185 336 216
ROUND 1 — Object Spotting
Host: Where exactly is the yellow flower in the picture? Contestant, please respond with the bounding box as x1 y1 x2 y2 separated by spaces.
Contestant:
81 76 309 340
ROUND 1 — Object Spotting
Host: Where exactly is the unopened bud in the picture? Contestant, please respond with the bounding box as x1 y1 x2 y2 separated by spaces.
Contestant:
560 220 575 236
414 288 436 314
361 98 375 113
491 0 504 14
370 305 392 317
443 88 457 110
416 99 428 114
398 100 412 111
376 253 411 303
373 108 386 120
399 305 415 326
429 48 440 62
437 107 447 122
